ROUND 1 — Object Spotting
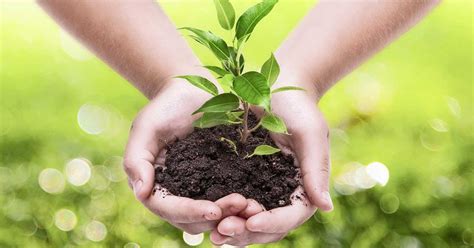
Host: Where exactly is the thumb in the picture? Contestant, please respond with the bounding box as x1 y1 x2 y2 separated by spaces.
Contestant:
294 125 333 212
124 158 155 202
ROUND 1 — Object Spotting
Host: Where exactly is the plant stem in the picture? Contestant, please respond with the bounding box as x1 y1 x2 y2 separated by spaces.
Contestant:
241 102 250 143
249 119 261 132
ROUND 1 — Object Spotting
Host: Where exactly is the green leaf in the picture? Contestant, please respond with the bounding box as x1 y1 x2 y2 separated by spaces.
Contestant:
193 112 233 128
220 137 238 154
218 74 234 93
236 34 251 49
188 35 207 46
227 110 244 121
192 93 240 114
261 53 280 86
176 75 218 96
181 27 231 61
235 0 278 40
228 46 245 74
213 0 235 30
261 114 288 134
203 66 229 77
233 71 270 107
271 86 305 94
248 145 280 157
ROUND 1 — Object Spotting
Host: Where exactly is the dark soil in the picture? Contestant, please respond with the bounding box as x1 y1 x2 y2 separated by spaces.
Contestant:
154 113 299 210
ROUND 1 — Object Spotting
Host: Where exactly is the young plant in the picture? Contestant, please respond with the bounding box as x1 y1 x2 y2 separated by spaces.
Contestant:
178 0 304 156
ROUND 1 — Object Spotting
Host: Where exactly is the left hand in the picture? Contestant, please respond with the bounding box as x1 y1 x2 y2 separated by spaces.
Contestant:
123 78 248 234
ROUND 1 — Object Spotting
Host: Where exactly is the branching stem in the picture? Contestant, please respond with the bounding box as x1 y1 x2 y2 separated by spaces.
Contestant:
249 119 261 132
240 103 262 143
241 102 250 143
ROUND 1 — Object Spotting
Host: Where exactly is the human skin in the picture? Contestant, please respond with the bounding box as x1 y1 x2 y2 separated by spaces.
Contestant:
210 0 440 246
38 0 440 245
37 0 251 234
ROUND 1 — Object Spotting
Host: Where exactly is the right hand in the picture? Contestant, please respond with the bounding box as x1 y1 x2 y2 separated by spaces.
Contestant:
123 78 248 234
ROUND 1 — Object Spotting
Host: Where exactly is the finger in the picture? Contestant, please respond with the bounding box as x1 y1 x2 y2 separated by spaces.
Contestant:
246 187 316 233
145 189 222 223
210 229 232 245
173 221 216 235
123 118 162 202
217 216 247 237
294 121 334 211
211 227 285 246
215 193 248 217
239 199 265 219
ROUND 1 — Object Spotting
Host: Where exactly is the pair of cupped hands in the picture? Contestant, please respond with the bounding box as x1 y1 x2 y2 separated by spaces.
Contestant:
122 67 333 246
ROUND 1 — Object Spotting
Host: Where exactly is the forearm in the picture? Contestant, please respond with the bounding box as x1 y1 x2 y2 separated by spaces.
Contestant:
275 0 439 100
38 0 211 99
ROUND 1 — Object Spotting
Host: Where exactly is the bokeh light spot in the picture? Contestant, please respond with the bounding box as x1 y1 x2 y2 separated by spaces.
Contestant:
354 166 376 189
182 232 204 246
104 156 126 182
77 104 109 135
429 209 448 228
400 236 421 248
85 220 107 242
124 242 140 248
446 97 461 118
17 218 38 236
380 194 400 214
65 158 92 186
462 229 474 245
0 167 13 193
54 209 77 231
88 166 111 191
38 168 65 194
366 162 389 186
4 198 30 221
420 125 451 151
429 118 449 132
349 75 382 115
432 176 454 198
152 239 179 248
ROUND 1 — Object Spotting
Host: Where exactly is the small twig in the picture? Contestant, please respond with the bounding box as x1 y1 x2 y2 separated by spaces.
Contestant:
248 119 262 133
220 137 238 155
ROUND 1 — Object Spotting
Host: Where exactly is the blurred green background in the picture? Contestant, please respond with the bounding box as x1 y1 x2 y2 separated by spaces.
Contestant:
1 0 472 247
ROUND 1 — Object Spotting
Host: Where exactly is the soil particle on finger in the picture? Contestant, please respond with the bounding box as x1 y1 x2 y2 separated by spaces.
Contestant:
155 113 299 210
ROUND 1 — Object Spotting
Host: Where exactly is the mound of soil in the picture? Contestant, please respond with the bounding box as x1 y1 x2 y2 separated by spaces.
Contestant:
154 114 299 210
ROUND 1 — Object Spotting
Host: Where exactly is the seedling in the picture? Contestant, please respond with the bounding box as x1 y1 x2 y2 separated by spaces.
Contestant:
178 0 304 156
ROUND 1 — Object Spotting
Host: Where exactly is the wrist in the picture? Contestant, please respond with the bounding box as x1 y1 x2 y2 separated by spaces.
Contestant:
147 66 217 100
273 63 322 102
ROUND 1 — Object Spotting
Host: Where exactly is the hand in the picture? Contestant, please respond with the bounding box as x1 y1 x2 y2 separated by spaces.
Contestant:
210 72 333 246
123 78 248 234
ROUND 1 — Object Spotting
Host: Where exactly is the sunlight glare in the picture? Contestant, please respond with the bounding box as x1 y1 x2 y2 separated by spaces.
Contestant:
39 168 65 194
77 104 109 135
65 158 92 186
183 232 204 246
54 209 77 231
366 162 389 186
85 220 107 242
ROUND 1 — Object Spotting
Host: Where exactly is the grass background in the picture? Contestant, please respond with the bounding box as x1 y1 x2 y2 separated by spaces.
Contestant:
1 0 473 247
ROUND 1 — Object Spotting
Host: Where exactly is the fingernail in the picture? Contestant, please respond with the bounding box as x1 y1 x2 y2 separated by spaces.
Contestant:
322 191 334 211
226 232 235 237
133 179 143 197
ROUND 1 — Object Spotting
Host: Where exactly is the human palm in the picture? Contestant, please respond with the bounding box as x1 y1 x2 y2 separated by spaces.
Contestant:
123 78 249 234
209 90 333 246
